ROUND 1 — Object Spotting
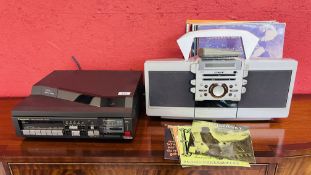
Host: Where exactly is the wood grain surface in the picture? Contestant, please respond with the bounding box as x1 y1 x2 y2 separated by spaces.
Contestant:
0 95 311 175
9 163 270 175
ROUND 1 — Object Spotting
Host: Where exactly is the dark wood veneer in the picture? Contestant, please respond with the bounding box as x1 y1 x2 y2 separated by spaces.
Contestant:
9 163 270 175
1 95 311 175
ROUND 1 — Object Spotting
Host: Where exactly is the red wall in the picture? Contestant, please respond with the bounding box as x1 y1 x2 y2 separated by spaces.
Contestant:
0 0 310 96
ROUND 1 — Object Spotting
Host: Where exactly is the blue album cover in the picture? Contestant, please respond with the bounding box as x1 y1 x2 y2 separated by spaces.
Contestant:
197 22 285 58
198 36 246 59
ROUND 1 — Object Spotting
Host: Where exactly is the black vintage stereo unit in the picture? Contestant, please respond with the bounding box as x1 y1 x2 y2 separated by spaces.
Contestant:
12 70 143 139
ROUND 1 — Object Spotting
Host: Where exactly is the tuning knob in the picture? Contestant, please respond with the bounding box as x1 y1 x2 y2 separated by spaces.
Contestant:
209 83 228 98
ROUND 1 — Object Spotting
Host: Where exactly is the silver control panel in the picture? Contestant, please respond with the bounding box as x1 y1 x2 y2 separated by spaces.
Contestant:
190 58 248 101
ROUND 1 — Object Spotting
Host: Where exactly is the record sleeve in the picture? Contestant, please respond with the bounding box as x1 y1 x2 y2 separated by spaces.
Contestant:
189 121 256 163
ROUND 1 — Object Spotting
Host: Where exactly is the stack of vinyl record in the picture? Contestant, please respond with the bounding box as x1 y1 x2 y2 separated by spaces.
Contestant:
164 121 256 167
186 20 286 59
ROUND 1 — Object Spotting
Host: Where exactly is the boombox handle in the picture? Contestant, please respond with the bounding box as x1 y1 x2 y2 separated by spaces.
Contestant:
177 29 259 60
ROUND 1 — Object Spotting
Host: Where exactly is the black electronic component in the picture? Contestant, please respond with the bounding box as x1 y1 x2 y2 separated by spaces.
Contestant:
12 70 143 140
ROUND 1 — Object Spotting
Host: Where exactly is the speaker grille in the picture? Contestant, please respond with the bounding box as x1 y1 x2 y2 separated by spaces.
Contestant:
149 71 195 107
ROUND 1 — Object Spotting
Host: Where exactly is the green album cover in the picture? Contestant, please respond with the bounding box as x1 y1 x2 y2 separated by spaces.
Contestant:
177 126 250 167
189 121 256 163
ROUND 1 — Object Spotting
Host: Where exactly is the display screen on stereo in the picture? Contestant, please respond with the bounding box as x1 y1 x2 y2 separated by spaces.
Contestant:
20 120 63 130
205 62 236 68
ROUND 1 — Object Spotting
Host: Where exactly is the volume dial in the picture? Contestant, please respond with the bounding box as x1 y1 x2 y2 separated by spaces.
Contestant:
209 83 228 98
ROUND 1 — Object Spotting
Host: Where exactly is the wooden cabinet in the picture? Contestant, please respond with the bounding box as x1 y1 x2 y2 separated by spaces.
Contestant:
1 95 311 175
276 156 311 175
9 163 270 175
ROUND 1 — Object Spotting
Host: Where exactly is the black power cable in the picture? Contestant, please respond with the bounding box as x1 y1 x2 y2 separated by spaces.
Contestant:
71 56 82 70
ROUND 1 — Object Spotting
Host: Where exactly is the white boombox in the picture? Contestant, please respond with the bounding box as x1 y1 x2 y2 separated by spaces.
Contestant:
144 30 298 120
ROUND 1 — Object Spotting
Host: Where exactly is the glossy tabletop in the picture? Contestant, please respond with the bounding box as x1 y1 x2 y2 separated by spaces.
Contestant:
0 95 311 164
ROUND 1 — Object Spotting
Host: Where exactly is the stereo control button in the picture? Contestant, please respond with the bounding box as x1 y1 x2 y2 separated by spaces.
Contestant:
22 130 30 135
35 130 41 135
69 125 78 130
29 130 36 135
243 71 248 78
190 79 196 86
51 130 63 136
52 130 58 136
93 130 100 136
57 130 63 136
46 130 52 135
124 131 131 137
72 131 80 136
190 87 196 93
88 131 94 136
242 79 247 86
40 130 47 135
